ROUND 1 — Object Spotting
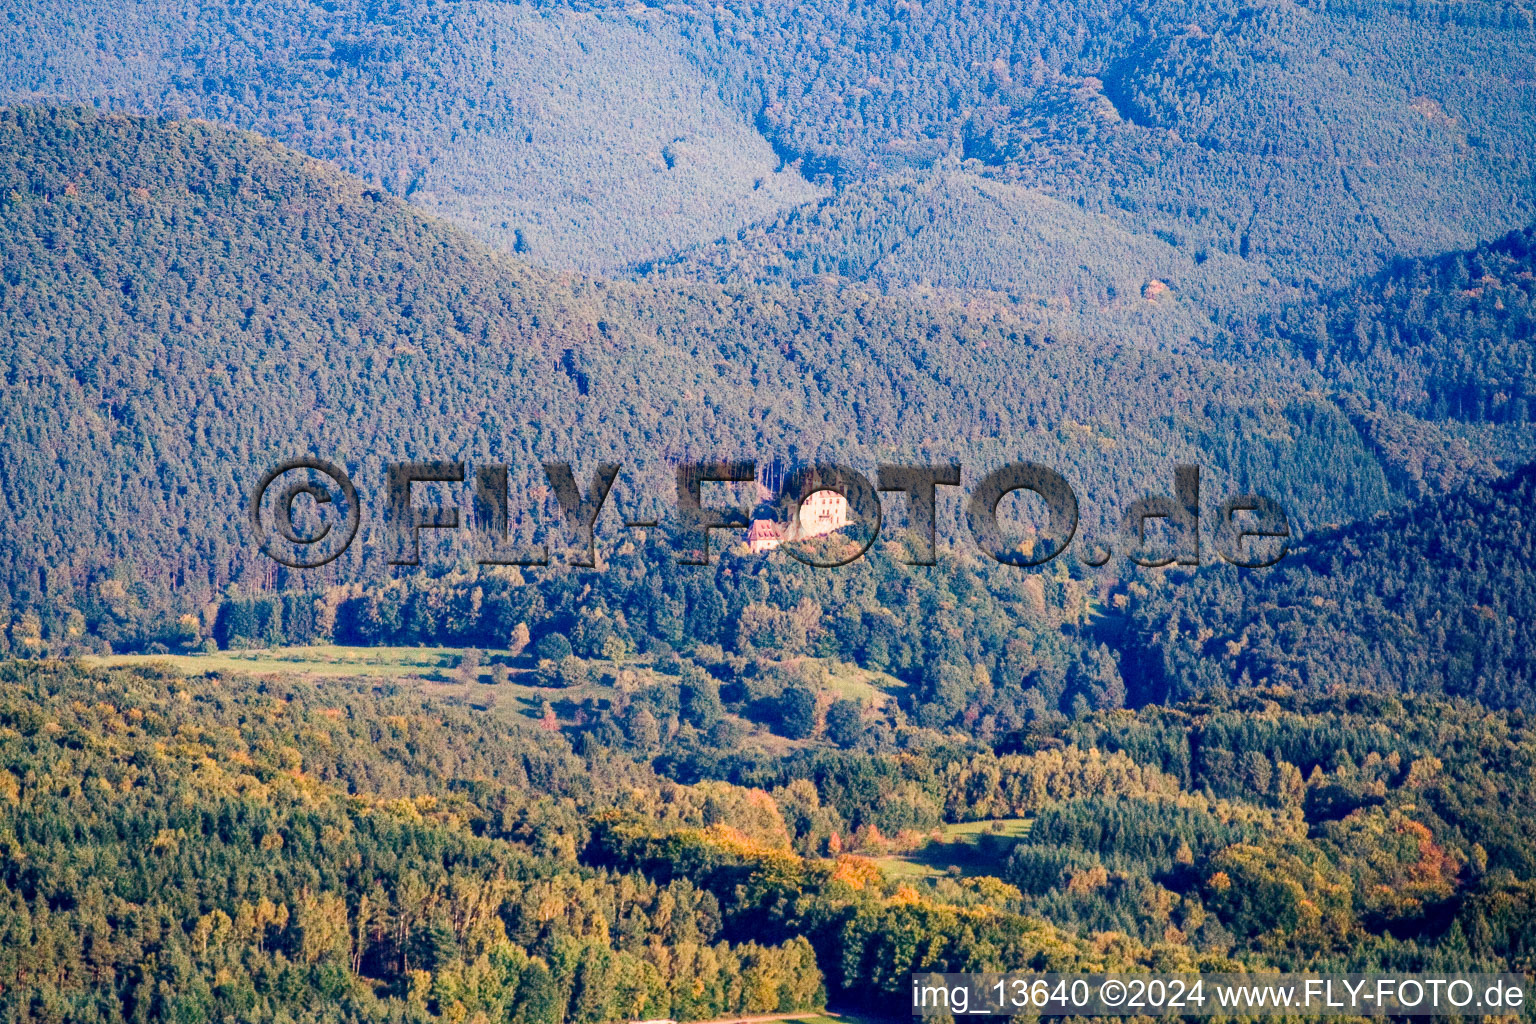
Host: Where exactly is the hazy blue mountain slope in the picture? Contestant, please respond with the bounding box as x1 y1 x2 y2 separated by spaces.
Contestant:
1124 462 1536 711
673 0 1536 283
6 0 1533 295
0 0 819 272
645 167 1287 349
0 108 1395 619
1288 224 1536 424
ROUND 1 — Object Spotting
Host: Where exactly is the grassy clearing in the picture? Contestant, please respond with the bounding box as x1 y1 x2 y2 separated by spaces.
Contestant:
83 647 908 756
933 818 1034 841
82 646 881 747
82 644 469 679
873 817 1033 880
775 655 905 708
82 645 595 727
819 659 904 707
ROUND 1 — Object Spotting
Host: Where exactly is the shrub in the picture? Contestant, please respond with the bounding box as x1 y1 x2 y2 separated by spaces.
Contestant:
778 685 817 739
534 632 572 663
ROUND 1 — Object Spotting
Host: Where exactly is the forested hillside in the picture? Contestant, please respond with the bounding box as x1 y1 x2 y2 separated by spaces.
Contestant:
1124 463 1536 710
0 660 830 1022
0 106 1408 644
5 661 1535 1020
0 1 818 271
5 0 1535 294
644 167 1278 351
3 1 1536 1020
671 0 1536 282
1287 224 1536 424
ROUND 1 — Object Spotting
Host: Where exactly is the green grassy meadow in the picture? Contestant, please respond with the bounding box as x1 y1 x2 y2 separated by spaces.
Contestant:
873 818 1034 880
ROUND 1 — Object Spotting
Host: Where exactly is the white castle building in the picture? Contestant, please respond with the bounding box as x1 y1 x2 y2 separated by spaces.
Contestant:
747 488 850 553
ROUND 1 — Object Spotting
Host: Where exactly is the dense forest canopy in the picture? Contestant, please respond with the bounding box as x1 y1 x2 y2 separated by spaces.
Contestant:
0 0 820 273
1125 463 1536 711
667 0 1536 281
4 661 1535 1021
2 0 1536 1017
4 0 1535 294
0 106 1423 640
1282 225 1536 424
